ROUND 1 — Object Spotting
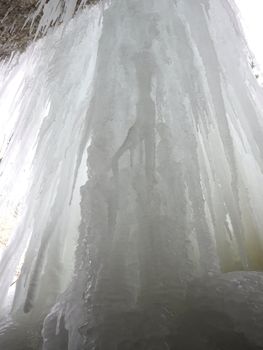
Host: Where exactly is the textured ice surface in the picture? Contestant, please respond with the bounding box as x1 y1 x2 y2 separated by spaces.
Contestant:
1 0 263 349
187 272 263 348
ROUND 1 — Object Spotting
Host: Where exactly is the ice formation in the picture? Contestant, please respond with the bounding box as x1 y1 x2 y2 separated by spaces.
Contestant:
1 0 263 349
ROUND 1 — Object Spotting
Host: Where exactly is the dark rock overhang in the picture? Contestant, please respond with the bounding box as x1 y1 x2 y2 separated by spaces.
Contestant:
0 0 98 61
0 0 39 60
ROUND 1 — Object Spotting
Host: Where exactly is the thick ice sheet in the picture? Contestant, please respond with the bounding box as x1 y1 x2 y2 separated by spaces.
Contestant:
1 0 263 349
0 1 102 324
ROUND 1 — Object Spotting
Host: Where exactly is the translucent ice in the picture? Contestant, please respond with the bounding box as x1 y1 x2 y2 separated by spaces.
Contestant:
1 0 263 349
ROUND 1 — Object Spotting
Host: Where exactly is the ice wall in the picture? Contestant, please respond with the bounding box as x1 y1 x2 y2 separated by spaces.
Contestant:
1 0 263 349
0 1 103 337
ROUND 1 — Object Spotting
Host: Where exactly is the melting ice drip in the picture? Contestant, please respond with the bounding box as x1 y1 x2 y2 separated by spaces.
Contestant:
1 0 263 349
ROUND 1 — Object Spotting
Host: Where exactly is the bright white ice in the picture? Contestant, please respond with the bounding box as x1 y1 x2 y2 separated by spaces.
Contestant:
1 0 263 349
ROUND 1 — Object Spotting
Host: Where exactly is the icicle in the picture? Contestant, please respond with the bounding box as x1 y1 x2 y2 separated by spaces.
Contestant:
1 0 263 349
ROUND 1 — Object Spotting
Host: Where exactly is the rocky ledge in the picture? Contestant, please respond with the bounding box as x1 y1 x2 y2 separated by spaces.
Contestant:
0 0 97 61
0 0 39 60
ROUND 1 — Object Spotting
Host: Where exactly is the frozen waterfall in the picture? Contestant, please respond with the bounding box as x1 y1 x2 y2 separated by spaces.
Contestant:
1 0 263 349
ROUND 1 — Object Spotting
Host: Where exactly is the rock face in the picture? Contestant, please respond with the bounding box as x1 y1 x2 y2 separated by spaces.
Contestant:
0 0 39 60
0 0 98 60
